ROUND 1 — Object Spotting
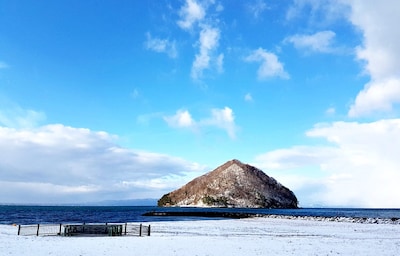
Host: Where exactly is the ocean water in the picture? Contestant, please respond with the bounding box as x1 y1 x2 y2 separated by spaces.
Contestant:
1 205 399 225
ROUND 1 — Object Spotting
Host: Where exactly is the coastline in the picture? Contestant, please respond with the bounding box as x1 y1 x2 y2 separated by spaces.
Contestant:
143 210 400 224
259 214 400 224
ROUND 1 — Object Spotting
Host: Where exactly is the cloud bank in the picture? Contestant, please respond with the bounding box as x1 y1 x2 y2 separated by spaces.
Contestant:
255 119 400 207
346 0 400 117
0 124 206 204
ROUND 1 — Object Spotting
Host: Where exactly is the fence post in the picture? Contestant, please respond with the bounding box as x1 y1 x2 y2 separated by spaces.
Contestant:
124 223 127 235
59 224 62 235
147 225 151 236
18 225 21 236
36 224 40 236
139 224 142 236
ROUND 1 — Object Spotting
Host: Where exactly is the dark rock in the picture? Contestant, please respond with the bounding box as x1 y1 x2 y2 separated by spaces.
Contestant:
142 211 260 219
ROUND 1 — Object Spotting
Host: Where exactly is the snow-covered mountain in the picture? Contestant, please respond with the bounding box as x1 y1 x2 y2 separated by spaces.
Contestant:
158 159 298 208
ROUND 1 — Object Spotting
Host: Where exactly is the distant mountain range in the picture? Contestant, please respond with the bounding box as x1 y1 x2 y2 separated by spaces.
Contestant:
0 199 158 207
79 199 158 206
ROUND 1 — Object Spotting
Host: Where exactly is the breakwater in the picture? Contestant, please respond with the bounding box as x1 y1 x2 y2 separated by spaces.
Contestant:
142 211 261 219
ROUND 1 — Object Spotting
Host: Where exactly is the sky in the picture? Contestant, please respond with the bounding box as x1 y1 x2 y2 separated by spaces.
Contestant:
1 0 400 207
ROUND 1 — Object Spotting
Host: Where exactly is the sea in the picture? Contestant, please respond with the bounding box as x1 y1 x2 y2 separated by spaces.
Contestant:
1 206 400 225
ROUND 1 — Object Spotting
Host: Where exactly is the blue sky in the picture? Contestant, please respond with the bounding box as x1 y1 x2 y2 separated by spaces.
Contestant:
1 0 400 207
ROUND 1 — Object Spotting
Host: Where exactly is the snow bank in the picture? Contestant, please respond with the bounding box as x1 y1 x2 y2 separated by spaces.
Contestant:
1 217 400 256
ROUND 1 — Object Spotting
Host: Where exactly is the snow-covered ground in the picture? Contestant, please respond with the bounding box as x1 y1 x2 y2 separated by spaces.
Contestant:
1 217 400 256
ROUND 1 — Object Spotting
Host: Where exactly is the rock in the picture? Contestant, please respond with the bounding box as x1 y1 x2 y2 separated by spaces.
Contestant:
158 159 298 208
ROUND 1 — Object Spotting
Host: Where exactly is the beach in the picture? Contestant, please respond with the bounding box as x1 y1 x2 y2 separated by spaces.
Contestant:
1 217 400 256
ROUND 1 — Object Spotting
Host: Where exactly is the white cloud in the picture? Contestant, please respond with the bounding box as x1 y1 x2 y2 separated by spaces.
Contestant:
254 119 400 207
245 48 289 80
285 30 337 53
201 107 236 139
287 0 400 117
191 26 221 80
0 124 206 204
345 0 400 117
164 107 237 139
177 0 206 30
164 109 195 128
256 145 337 170
144 32 177 58
121 174 193 191
176 0 223 80
349 78 400 117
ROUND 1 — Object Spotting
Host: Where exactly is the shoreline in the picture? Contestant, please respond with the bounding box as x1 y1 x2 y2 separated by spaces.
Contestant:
143 211 400 224
261 214 400 224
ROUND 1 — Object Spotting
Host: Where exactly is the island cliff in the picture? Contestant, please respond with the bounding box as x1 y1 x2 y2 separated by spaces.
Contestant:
158 159 298 208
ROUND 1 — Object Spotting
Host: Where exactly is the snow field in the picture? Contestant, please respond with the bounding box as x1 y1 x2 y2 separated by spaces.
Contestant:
1 217 400 256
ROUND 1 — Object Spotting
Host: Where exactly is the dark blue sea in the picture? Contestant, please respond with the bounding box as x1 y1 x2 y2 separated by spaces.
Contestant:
1 205 400 225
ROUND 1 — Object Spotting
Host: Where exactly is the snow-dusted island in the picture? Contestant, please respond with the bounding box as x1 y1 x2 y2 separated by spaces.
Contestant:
1 217 400 256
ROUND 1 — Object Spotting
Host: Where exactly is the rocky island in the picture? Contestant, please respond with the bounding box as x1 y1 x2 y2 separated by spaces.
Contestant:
158 159 298 208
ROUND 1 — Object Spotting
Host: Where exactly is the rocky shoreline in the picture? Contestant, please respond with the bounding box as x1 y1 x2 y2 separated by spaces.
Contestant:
261 214 400 224
143 211 400 224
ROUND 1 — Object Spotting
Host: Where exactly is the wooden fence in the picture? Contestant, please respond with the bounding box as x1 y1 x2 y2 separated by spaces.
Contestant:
17 223 151 237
